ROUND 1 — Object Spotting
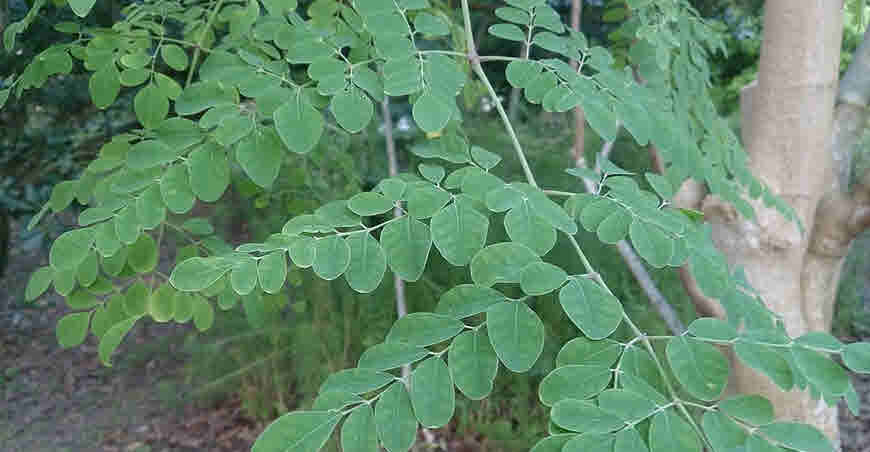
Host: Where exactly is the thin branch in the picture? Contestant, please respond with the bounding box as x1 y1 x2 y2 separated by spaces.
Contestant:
381 97 410 381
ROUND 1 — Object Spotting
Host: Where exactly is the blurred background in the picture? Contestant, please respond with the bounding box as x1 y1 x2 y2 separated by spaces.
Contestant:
2 0 870 451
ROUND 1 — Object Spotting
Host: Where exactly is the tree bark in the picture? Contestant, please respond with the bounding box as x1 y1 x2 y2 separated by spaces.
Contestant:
701 0 855 444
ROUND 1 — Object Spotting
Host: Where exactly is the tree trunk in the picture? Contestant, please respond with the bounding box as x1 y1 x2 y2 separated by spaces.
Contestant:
702 0 847 444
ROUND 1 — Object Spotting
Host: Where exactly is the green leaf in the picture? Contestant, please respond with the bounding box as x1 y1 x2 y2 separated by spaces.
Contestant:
645 173 674 200
26 266 53 301
556 337 621 368
470 242 541 287
757 422 835 452
332 88 373 133
413 92 452 133
231 256 258 295
123 282 149 317
192 296 214 331
56 312 91 348
470 146 501 170
161 44 188 71
348 192 394 216
649 409 701 452
258 251 287 294
173 291 194 323
407 184 451 219
386 312 464 347
128 233 158 273
579 198 618 232
237 128 284 188
794 332 843 352
734 341 794 391
380 216 432 282
597 389 658 423
160 164 196 214
449 329 498 400
718 395 774 426
486 301 545 372
50 228 95 271
175 80 236 116
98 316 139 366
666 336 729 401
170 257 233 292
375 383 418 452
504 202 557 255
538 365 612 406
188 143 230 202
69 0 97 17
629 219 674 268
506 60 541 89
495 7 530 25
702 411 747 452
126 139 176 170
520 261 567 296
274 98 324 154
434 284 506 319
414 12 449 36
688 318 737 341
49 180 79 212
551 399 623 433
148 285 176 322
320 368 396 394
288 236 316 268
252 411 342 452
89 63 121 109
136 185 166 229
410 357 454 428
358 342 428 371
843 342 870 373
562 433 614 452
312 235 351 280
134 83 169 129
344 232 387 294
558 278 623 340
418 163 445 184
791 346 849 396
67 288 99 309
582 97 619 142
341 406 378 452
489 23 526 42
312 389 363 411
615 428 648 452
430 197 489 266
595 207 632 244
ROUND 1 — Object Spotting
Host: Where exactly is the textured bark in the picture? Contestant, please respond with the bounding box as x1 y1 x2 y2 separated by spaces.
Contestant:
701 0 852 444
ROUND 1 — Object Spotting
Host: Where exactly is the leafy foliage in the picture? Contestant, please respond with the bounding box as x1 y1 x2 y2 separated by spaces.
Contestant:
6 0 864 451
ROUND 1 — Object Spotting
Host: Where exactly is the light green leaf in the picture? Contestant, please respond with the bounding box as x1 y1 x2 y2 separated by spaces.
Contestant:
407 184 452 219
99 316 139 366
332 88 373 133
551 399 623 433
274 98 324 154
320 368 396 394
258 251 287 294
489 23 526 42
843 342 870 373
470 242 541 287
629 219 674 268
418 163 445 185
449 329 498 400
414 12 449 36
192 296 214 331
410 357 454 428
375 383 418 452
702 411 747 452
719 395 774 426
160 164 196 214
56 312 91 348
734 341 794 390
170 257 233 292
348 192 394 216
341 406 378 452
49 180 79 212
504 202 557 255
89 63 121 109
413 92 452 133
595 207 632 244
486 301 544 372
556 337 621 368
757 422 835 452
562 433 614 452
520 261 567 296
175 80 236 116
505 60 541 89
614 428 648 452
134 83 169 129
558 278 623 340
666 336 729 401
161 44 188 71
123 282 150 318
188 143 230 202
231 256 258 295
538 365 611 406
645 173 674 200
252 411 342 452
597 389 658 423
148 285 176 323
173 291 194 323
358 342 428 371
794 332 843 352
26 266 53 301
136 185 166 230
791 346 849 396
344 232 387 294
649 409 701 452
434 284 506 319
386 312 464 347
50 228 95 271
380 216 432 282
237 128 284 188
312 389 363 411
128 233 158 273
288 236 316 268
470 146 501 170
69 0 97 17
430 196 489 266
688 317 738 341
312 235 351 280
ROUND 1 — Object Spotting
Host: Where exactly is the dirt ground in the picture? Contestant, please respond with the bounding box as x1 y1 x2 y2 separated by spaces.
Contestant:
1 217 869 452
